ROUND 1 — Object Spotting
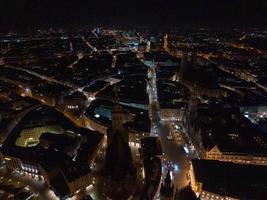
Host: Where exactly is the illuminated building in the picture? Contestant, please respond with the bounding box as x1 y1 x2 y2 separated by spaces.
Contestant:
0 105 103 197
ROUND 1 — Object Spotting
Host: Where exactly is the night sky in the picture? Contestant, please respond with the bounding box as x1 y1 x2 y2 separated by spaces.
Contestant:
0 0 267 30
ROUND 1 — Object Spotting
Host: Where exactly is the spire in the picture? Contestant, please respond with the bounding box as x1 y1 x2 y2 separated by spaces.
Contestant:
160 170 174 198
164 170 172 187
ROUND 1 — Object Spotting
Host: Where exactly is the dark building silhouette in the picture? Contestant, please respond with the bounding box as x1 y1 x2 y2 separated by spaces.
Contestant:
160 170 174 199
104 99 135 180
174 186 198 200
179 50 225 98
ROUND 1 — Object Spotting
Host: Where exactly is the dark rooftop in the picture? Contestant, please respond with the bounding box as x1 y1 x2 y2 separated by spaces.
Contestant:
141 137 163 157
196 108 267 155
192 159 267 199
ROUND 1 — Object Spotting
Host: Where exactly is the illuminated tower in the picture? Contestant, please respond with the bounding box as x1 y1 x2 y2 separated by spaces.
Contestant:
163 33 170 53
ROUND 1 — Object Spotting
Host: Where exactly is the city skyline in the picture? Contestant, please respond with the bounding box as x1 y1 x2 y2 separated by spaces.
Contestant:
0 1 267 200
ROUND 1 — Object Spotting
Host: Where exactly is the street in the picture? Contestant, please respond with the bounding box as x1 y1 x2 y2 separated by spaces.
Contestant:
146 64 190 196
0 165 59 200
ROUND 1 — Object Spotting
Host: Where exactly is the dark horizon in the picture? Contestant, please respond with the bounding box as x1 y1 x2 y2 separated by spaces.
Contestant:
0 0 267 31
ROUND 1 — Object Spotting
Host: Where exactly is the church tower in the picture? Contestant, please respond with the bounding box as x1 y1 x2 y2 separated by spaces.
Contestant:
160 170 174 199
107 87 129 145
104 86 135 180
112 102 126 133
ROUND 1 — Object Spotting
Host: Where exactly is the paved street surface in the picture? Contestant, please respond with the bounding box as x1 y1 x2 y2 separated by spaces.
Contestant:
0 165 59 200
146 64 190 196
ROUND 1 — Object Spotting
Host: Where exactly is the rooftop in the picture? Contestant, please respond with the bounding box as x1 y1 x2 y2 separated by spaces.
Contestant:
196 108 267 155
192 159 267 199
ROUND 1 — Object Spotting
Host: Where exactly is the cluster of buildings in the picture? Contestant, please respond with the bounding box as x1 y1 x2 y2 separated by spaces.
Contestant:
0 28 267 200
135 28 267 199
0 101 103 198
